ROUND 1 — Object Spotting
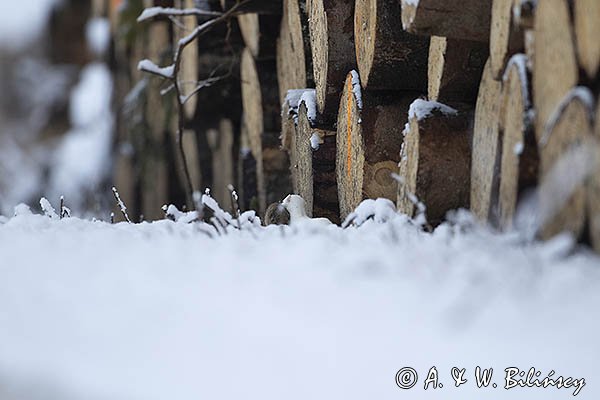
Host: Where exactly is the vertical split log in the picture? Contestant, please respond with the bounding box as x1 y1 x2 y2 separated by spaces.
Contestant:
588 103 600 252
537 88 594 241
533 0 578 143
238 13 281 58
174 0 200 119
470 58 503 224
208 119 235 206
295 101 339 223
354 0 429 91
400 0 492 43
574 0 600 80
498 55 538 230
428 36 488 104
336 71 416 219
397 100 472 225
490 0 524 80
309 0 356 123
241 48 291 215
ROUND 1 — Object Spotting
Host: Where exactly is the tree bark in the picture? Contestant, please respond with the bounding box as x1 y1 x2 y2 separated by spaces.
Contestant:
397 102 472 226
498 55 538 230
470 58 503 224
354 0 429 90
309 0 356 124
400 0 492 43
427 36 488 104
336 71 417 219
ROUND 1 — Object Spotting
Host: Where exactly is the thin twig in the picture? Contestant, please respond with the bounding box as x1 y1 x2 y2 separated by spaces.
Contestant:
112 186 132 223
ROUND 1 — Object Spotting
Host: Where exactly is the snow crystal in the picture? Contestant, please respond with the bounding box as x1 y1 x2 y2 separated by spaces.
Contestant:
138 59 175 79
350 70 363 110
310 132 321 150
408 99 458 120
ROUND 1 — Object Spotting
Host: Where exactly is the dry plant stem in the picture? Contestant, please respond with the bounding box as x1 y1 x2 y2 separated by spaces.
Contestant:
139 1 249 209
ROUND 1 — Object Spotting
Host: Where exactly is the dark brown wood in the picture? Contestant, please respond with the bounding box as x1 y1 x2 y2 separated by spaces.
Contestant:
400 0 492 43
221 0 282 13
238 13 281 58
354 0 429 90
397 102 472 226
309 0 356 123
428 36 488 103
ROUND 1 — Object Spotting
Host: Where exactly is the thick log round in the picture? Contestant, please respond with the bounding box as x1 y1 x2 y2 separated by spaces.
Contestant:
471 58 503 224
538 89 594 241
220 0 282 13
533 0 578 143
428 36 488 104
241 47 289 214
336 71 416 219
397 102 472 226
498 55 538 230
309 0 356 123
354 0 429 90
238 13 280 58
295 102 339 223
400 0 492 43
589 103 600 252
574 0 600 80
490 0 524 80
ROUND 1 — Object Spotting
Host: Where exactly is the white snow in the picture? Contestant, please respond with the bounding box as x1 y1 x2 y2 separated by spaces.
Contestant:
409 99 458 120
299 89 317 123
137 7 220 23
0 0 62 51
86 17 111 57
350 70 363 110
503 54 531 110
310 132 321 150
0 202 599 400
138 59 175 79
513 141 524 156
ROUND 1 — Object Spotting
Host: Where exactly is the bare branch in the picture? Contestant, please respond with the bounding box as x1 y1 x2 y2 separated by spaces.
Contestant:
137 7 221 23
137 59 174 79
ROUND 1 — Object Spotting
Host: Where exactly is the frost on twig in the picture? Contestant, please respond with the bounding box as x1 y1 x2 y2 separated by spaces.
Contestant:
112 186 132 223
137 59 175 79
40 197 59 219
137 7 221 23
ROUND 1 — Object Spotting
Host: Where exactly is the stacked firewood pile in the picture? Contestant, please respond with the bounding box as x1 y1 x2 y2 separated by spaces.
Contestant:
108 0 600 251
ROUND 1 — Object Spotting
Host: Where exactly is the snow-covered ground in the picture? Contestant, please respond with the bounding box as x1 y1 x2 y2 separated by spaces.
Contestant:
0 205 598 400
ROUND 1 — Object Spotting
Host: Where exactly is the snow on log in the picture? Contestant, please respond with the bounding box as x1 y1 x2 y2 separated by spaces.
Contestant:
589 103 600 252
397 100 472 226
498 55 538 230
470 58 503 224
490 0 524 80
537 88 594 241
294 101 339 223
309 0 356 123
533 0 578 143
207 119 235 206
427 36 488 104
220 0 282 13
354 0 429 91
241 48 291 215
400 0 492 43
574 0 600 80
336 71 417 220
238 13 281 58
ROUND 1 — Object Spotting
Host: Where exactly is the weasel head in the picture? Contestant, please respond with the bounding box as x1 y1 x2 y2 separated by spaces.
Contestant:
282 194 307 218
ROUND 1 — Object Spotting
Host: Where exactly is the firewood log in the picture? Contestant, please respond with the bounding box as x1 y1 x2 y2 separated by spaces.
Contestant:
336 71 417 219
207 119 235 206
354 0 429 91
538 88 594 241
428 36 488 103
238 13 281 58
470 58 503 224
533 0 578 143
574 0 600 80
309 0 356 123
490 0 524 80
588 103 600 252
397 100 472 226
400 0 492 43
498 54 538 229
174 0 200 119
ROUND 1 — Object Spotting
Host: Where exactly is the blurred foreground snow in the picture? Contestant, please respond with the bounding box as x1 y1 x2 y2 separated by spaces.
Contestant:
0 207 598 400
